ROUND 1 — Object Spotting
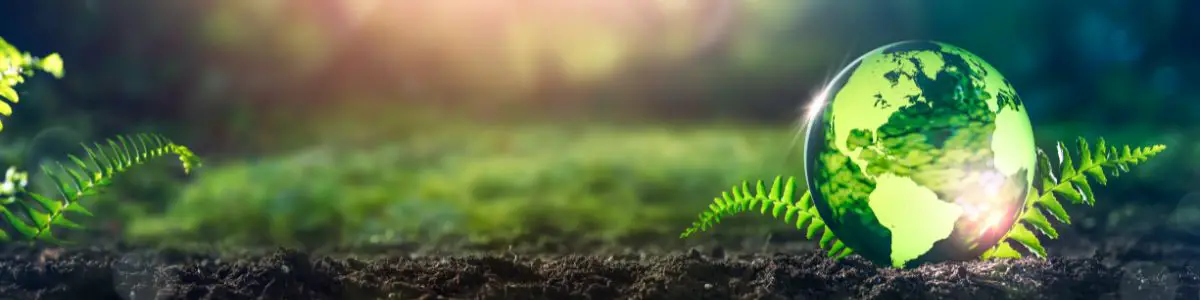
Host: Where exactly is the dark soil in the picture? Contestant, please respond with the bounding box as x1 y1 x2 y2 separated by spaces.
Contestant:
0 233 1197 300
2 201 1197 300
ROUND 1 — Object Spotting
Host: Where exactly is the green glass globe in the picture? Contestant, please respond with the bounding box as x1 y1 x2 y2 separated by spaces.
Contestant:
803 41 1037 268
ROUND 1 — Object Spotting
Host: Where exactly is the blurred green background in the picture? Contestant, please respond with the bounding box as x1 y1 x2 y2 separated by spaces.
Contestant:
0 0 1196 250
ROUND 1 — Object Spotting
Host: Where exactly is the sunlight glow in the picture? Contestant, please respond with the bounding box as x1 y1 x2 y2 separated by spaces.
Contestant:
199 0 742 102
804 90 829 123
978 211 1005 235
955 169 1014 237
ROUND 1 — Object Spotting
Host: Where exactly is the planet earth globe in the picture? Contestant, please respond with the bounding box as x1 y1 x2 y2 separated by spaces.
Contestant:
802 40 1037 268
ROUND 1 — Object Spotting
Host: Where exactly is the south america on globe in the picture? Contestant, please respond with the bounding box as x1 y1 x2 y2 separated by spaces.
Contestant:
803 40 1037 268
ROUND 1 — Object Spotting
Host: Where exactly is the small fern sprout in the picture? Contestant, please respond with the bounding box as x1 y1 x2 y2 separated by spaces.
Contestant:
0 133 200 243
680 176 854 259
981 138 1166 259
169 143 202 174
0 36 199 244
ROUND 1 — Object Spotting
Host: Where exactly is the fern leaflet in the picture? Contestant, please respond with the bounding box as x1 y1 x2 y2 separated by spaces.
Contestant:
0 133 201 243
680 176 853 259
981 138 1166 259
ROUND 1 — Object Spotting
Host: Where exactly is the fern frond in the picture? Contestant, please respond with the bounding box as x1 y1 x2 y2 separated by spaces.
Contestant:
0 133 200 243
680 176 853 259
982 138 1165 260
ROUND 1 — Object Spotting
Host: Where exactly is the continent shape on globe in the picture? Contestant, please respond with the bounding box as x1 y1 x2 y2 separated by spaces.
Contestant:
803 41 1037 268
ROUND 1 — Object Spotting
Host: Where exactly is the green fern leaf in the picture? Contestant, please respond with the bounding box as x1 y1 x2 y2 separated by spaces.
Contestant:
827 239 846 257
1071 176 1095 206
1036 191 1069 224
819 227 835 249
680 176 853 259
784 206 800 224
1019 204 1057 239
1077 137 1093 167
50 215 82 229
794 210 814 229
41 164 76 199
0 87 16 106
1005 223 1046 258
66 154 91 176
1051 183 1083 204
19 202 51 229
1031 149 1072 225
62 201 92 217
806 218 824 239
835 247 853 260
0 133 200 244
781 177 797 203
0 206 36 239
81 144 104 177
982 138 1165 260
28 193 60 212
980 241 1020 260
58 161 89 194
107 139 128 168
1056 142 1076 179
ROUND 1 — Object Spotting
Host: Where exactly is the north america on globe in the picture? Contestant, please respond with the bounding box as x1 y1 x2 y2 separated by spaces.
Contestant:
803 40 1037 268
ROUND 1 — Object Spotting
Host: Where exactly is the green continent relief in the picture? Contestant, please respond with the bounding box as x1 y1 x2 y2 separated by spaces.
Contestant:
810 41 1036 267
870 173 962 267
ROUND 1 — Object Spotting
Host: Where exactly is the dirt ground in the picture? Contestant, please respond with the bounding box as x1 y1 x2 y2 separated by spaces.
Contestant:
0 232 1196 300
1 203 1196 300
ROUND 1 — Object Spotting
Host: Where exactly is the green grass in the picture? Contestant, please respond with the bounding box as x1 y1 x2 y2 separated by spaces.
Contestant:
125 123 806 248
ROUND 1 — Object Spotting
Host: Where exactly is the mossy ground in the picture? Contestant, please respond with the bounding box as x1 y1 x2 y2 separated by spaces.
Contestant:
103 121 810 248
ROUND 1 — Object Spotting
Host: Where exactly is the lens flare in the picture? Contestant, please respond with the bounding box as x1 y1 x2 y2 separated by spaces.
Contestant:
804 90 828 124
953 169 1016 237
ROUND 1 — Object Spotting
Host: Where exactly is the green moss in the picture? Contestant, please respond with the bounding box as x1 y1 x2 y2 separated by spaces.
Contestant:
126 124 801 247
